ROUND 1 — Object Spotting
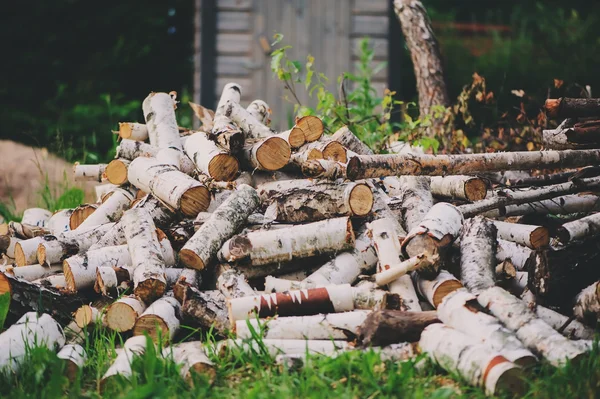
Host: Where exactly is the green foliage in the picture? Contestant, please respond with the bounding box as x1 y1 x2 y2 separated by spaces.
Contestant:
0 293 9 330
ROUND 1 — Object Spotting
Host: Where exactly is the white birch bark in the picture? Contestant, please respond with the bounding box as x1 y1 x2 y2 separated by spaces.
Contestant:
217 268 254 298
179 184 260 270
414 269 463 308
330 126 373 155
180 287 230 334
227 284 355 324
95 184 118 203
184 131 239 181
73 163 107 183
20 208 52 228
368 218 421 311
46 209 74 235
14 236 44 266
460 216 497 294
430 175 488 201
32 274 67 289
374 253 436 286
163 341 215 384
116 138 159 159
5 236 21 259
477 286 588 366
438 289 537 366
0 312 65 372
483 194 600 218
289 147 323 167
216 339 349 358
383 176 433 232
133 295 181 343
211 83 244 152
504 271 528 297
241 137 291 171
496 239 534 271
76 188 134 231
101 336 147 384
236 310 370 340
492 220 549 249
142 92 182 150
118 122 148 141
218 217 355 266
122 208 166 304
573 281 600 326
5 264 62 281
246 100 271 125
105 295 148 332
558 212 600 244
57 343 87 379
224 100 276 140
419 323 524 395
300 159 347 180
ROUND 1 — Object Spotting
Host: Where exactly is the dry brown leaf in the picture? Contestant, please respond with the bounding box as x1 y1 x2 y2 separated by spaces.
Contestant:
189 102 215 129
554 79 564 89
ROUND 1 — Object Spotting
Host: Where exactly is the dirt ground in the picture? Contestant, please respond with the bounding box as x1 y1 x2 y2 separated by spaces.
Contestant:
0 140 95 214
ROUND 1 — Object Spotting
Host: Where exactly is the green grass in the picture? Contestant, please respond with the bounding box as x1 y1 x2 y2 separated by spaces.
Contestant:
0 322 598 399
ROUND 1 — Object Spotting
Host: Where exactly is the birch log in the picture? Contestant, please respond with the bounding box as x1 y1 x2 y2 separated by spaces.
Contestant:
180 286 230 334
122 208 166 304
368 218 421 311
246 99 271 125
57 343 87 380
297 140 348 163
295 115 324 142
573 281 600 326
351 283 401 310
3 264 62 282
460 216 497 294
346 149 600 180
217 339 349 358
258 179 373 222
241 137 291 171
218 217 355 266
37 223 115 266
557 212 600 244
420 324 524 395
105 295 147 332
47 209 74 235
133 295 181 343
101 336 147 387
73 163 106 183
414 269 463 308
496 239 535 271
75 188 133 231
95 184 118 202
118 122 148 141
163 342 216 385
14 236 44 266
492 220 549 249
300 159 347 180
477 286 588 366
0 312 65 372
430 175 488 201
179 184 260 270
438 289 537 366
227 284 355 324
357 310 440 346
382 176 433 232
330 126 374 155
211 83 244 153
21 208 52 228
104 159 131 186
217 267 254 298
115 139 197 175
184 131 239 181
142 92 182 151
401 203 463 278
545 98 600 119
69 204 98 230
128 157 210 216
373 253 436 286
483 194 600 218
236 311 370 340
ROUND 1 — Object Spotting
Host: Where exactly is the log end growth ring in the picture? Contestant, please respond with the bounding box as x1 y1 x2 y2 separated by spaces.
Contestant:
63 261 77 292
74 304 94 328
179 249 205 271
106 302 139 332
432 279 462 308
0 273 12 295
464 178 488 201
133 315 169 343
106 160 129 185
14 243 27 267
256 137 291 171
288 127 306 148
297 115 324 142
209 154 240 182
134 279 166 304
348 184 374 216
322 141 347 163
180 185 211 217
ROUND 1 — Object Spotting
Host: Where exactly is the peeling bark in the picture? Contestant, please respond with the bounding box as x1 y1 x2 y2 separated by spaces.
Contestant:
460 216 497 294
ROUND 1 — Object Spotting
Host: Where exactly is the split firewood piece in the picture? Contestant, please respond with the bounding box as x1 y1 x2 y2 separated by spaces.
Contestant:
460 216 497 294
227 284 355 324
37 223 115 266
373 253 437 286
401 203 464 278
0 312 65 372
430 175 488 201
258 179 373 222
300 159 346 180
496 239 535 271
246 99 271 125
216 339 350 358
217 267 254 298
478 286 588 366
2 264 62 282
483 194 600 218
382 176 433 232
46 209 74 235
133 295 181 343
163 342 216 385
492 220 549 249
180 286 230 334
20 208 52 228
241 136 291 171
104 159 131 185
179 184 260 270
573 281 600 326
73 163 107 182
459 175 600 217
529 237 600 308
122 208 166 304
420 323 525 395
236 310 370 340
438 289 537 366
414 269 463 309
142 92 182 151
128 157 210 216
105 295 147 332
118 122 148 141
557 212 600 244
347 149 600 180
368 218 421 311
14 236 44 266
545 98 600 119
76 188 134 231
101 336 147 388
184 131 239 181
330 126 373 155
357 310 440 347
68 204 98 230
211 83 244 153
218 217 355 266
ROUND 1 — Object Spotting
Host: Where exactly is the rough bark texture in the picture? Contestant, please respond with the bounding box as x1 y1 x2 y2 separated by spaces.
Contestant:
179 184 260 270
430 175 488 201
545 98 600 119
492 220 549 249
211 83 244 153
573 281 600 326
142 92 182 151
483 194 600 218
382 176 433 232
133 295 181 343
184 131 239 181
496 240 537 271
38 223 115 266
216 267 254 299
358 310 440 347
246 100 271 125
460 216 497 294
180 286 230 335
414 269 463 308
330 126 374 156
557 212 600 244
300 159 347 180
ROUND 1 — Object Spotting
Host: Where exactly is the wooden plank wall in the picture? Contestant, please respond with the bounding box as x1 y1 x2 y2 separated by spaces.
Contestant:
212 0 389 130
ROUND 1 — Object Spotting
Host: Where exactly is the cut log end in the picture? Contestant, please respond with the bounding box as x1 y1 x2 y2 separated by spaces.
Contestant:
37 244 47 267
179 249 205 270
0 273 11 295
296 116 324 142
106 302 139 332
544 99 561 119
256 137 291 171
69 204 98 230
133 315 169 342
432 279 463 308
530 226 550 249
288 127 306 148
14 243 27 267
322 141 347 163
464 178 488 201
63 261 77 292
488 358 526 396
105 160 130 185
349 184 374 216
74 305 94 328
180 186 211 217
209 154 240 182
134 279 167 304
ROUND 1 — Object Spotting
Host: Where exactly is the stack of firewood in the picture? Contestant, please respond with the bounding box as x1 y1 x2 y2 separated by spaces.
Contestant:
1 87 599 395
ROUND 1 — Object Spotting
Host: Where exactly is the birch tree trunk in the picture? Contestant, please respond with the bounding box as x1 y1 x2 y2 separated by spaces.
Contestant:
184 131 239 181
483 194 600 218
557 212 600 244
105 295 147 332
430 175 488 201
573 281 600 326
330 126 374 155
545 98 600 119
118 122 148 141
73 163 106 182
163 341 216 385
14 236 44 266
4 264 62 282
217 267 255 298
101 336 147 387
382 176 433 232
218 217 355 266
142 92 182 151
179 184 260 270
300 159 347 180
492 220 549 249
496 239 535 271
75 188 134 231
246 100 271 125
460 216 497 294
414 269 463 308
180 286 230 335
133 295 181 343
46 209 74 235
211 83 244 153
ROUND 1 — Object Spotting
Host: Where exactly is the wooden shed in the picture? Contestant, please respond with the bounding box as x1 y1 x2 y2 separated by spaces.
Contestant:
194 0 400 130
